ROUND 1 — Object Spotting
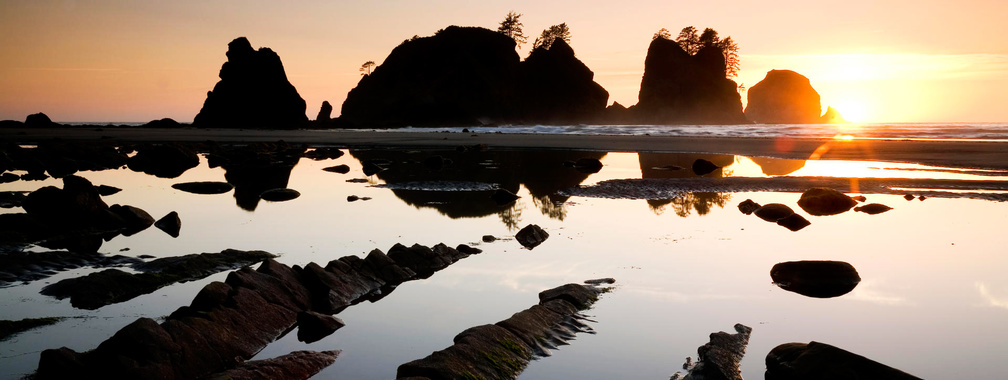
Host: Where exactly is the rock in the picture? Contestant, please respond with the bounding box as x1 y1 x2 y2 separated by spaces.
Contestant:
172 181 234 194
632 39 745 124
22 175 118 232
361 161 387 176
0 317 64 341
0 172 19 183
209 142 304 211
776 213 811 231
517 39 609 123
193 37 308 129
25 112 56 127
154 211 182 238
918 195 926 201
797 187 857 216
765 341 922 380
584 278 616 285
141 118 182 128
770 261 861 298
691 159 721 176
316 101 333 122
854 203 893 215
819 106 847 123
96 185 121 196
682 324 752 380
904 194 915 201
490 188 520 205
296 311 345 343
322 164 350 174
572 158 604 174
127 143 200 178
737 199 761 215
482 235 496 242
456 244 482 255
538 283 599 309
852 195 867 202
260 188 300 202
0 248 142 287
744 70 823 124
0 191 27 208
303 147 344 160
206 350 340 380
109 204 155 236
515 224 549 249
753 203 795 222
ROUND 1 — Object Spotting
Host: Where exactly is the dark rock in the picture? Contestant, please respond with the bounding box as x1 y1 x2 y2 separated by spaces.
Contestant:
208 142 304 211
193 37 308 129
776 213 811 231
0 191 27 208
346 178 368 183
904 194 915 201
852 195 867 202
456 244 482 255
0 317 64 341
691 158 721 176
387 243 454 276
141 118 182 128
361 161 387 176
633 39 745 124
109 204 155 236
515 224 549 249
770 261 861 298
260 188 300 202
0 172 19 183
482 235 496 242
316 101 333 122
323 164 350 174
918 195 926 201
517 39 609 123
538 283 599 310
490 188 520 205
25 112 56 127
190 281 232 311
573 158 604 174
172 181 234 194
127 143 200 178
765 341 922 380
206 350 340 380
297 311 345 343
423 155 449 171
0 248 143 287
744 70 823 124
737 199 761 215
797 187 856 216
681 323 752 380
584 278 616 285
154 211 182 238
854 203 893 215
303 147 344 160
22 175 119 232
95 185 121 196
753 203 795 222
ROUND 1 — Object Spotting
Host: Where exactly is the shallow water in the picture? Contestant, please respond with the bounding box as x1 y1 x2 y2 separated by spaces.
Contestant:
2 148 1007 379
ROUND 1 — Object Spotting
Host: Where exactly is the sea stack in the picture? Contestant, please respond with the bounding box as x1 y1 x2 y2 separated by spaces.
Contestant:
744 69 822 124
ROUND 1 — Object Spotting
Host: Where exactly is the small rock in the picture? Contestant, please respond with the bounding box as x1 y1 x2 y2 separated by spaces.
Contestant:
771 261 861 298
584 278 615 285
456 244 482 255
154 211 181 238
346 178 369 183
260 188 300 202
854 203 893 215
482 235 496 243
515 224 549 249
737 199 761 215
347 195 360 202
691 159 720 176
322 164 350 174
754 203 795 222
852 195 867 202
172 181 234 195
797 187 856 216
904 194 915 201
776 213 811 231
918 195 926 201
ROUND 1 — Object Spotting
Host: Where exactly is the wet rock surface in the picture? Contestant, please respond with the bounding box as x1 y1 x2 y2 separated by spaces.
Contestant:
770 261 861 298
260 188 301 202
396 282 607 380
765 341 922 380
796 187 857 216
34 241 480 379
296 311 345 343
40 249 276 310
0 317 64 341
0 249 142 287
678 323 752 380
515 224 549 249
207 350 340 380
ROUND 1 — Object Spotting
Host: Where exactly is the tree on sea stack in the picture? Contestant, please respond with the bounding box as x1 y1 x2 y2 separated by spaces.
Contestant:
360 61 375 76
664 26 740 78
531 23 571 51
497 11 528 49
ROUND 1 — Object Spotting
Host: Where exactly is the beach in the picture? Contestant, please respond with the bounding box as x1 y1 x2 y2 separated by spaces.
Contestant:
4 126 1008 170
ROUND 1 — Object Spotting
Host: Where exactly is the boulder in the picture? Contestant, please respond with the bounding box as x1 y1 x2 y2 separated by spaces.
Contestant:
797 187 856 216
316 101 333 122
154 211 182 238
515 224 549 249
854 203 892 215
770 261 860 298
25 112 56 127
127 144 200 178
819 106 847 123
296 311 345 343
632 39 745 124
22 175 117 231
108 204 155 236
753 203 795 222
172 181 234 195
745 70 823 124
776 213 811 231
322 164 350 174
765 341 922 380
259 188 300 202
737 199 761 215
193 37 308 129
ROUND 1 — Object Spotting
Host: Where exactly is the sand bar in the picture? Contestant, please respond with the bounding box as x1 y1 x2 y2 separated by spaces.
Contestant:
3 127 1008 170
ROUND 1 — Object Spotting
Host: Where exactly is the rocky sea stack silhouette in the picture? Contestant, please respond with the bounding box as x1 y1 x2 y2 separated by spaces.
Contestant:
745 69 844 124
193 37 308 129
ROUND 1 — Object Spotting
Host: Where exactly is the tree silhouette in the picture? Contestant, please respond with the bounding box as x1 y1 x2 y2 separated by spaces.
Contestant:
360 61 375 76
672 26 740 78
497 11 528 49
531 23 571 50
653 28 671 41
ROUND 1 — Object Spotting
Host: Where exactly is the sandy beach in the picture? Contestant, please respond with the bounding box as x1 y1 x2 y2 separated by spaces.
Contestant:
3 126 1008 170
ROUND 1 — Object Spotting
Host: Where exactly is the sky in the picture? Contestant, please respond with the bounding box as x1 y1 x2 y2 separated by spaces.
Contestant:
1 0 1007 123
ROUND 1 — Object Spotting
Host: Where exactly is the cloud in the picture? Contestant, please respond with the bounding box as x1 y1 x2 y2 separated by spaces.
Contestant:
976 282 1008 309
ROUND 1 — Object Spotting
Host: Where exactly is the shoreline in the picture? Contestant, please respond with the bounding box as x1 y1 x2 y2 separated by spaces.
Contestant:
3 127 1008 170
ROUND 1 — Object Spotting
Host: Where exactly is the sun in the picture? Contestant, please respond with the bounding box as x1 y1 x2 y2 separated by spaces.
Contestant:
829 100 869 123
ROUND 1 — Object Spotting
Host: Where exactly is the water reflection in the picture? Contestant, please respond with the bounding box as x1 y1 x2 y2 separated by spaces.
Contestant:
348 149 605 228
207 143 305 211
639 153 734 216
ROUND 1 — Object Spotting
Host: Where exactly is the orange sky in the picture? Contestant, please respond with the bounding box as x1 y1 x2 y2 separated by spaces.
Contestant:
1 0 1006 123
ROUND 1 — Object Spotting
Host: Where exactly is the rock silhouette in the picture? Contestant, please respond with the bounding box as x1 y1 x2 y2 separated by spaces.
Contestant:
518 39 609 123
745 70 824 124
172 181 234 195
193 37 308 129
631 39 745 124
766 341 922 380
25 112 56 127
854 203 893 214
207 350 340 380
316 101 333 122
154 211 182 238
127 143 200 178
770 261 861 298
678 323 751 380
516 224 549 249
797 187 857 216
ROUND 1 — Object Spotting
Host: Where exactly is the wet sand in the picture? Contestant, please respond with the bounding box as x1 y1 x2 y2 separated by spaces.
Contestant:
3 127 1008 170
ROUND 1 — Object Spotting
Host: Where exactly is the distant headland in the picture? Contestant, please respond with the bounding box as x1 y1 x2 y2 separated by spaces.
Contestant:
2 20 846 130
